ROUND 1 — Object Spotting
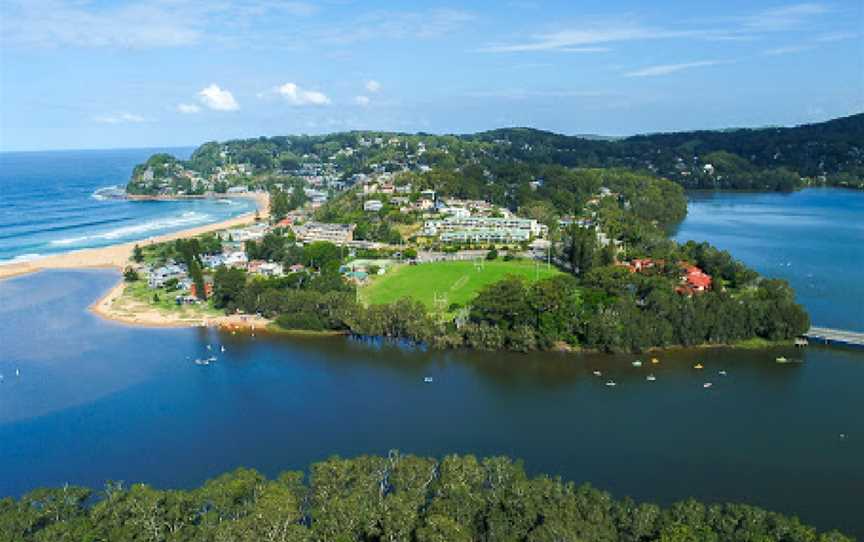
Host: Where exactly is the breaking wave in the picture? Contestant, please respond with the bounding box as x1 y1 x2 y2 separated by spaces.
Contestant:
50 211 212 247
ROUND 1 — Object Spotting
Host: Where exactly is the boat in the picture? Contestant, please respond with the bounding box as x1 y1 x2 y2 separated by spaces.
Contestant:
220 346 226 353
646 374 657 382
632 360 642 367
207 356 217 362
592 370 602 377
718 370 727 376
775 356 788 363
206 344 212 351
703 382 713 388
423 377 434 383
194 358 210 366
694 363 704 370
651 358 660 364
15 369 20 377
605 380 617 387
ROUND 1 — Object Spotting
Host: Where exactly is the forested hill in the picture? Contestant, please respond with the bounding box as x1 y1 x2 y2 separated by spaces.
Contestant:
473 113 864 190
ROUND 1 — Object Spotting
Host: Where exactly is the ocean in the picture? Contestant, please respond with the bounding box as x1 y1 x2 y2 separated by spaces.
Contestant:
0 148 256 263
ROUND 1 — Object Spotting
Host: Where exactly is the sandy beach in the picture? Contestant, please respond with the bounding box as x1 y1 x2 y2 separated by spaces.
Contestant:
1 192 271 329
0 192 269 281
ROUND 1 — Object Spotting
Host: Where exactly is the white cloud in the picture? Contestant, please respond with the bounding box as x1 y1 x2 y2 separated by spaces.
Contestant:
198 84 239 111
354 95 371 107
315 8 474 44
0 0 320 49
624 60 727 78
764 45 815 55
176 103 201 114
365 80 382 93
479 21 695 53
479 4 833 53
94 112 148 124
277 83 331 106
737 3 829 31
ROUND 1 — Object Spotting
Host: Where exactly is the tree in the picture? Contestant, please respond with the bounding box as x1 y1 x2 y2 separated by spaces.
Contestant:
132 244 144 263
486 248 498 260
123 266 139 282
213 266 247 310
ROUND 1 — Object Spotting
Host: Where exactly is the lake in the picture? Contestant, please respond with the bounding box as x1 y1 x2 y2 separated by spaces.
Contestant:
674 188 864 332
1 265 863 536
2 187 863 536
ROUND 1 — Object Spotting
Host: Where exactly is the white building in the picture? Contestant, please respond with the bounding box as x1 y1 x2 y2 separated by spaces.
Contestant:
363 200 384 212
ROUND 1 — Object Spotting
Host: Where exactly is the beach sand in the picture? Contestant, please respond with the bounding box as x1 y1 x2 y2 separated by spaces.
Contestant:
1 192 271 329
0 192 269 281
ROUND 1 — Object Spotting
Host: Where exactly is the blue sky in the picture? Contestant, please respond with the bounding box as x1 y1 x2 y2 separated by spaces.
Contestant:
0 0 862 151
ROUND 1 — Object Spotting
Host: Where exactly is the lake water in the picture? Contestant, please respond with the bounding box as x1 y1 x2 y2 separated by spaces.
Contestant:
0 148 256 263
674 188 864 332
1 183 863 536
1 268 863 537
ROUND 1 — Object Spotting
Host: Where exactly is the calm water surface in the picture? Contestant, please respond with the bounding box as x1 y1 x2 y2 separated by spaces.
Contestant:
1 270 863 537
674 188 864 332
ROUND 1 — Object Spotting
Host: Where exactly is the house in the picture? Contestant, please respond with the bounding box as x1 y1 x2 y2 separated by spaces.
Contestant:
147 263 186 288
679 264 712 294
288 263 306 273
201 254 226 269
226 186 248 194
224 251 249 269
363 199 384 212
258 262 284 277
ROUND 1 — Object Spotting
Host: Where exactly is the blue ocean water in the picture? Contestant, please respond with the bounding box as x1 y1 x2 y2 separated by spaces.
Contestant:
0 148 256 263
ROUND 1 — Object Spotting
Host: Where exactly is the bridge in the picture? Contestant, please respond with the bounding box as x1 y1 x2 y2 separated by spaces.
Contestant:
802 327 864 348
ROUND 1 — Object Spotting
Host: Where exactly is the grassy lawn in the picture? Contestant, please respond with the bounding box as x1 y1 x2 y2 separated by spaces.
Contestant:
122 280 223 318
359 259 561 311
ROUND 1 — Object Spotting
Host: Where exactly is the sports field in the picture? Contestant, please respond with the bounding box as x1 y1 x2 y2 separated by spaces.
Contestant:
359 259 561 311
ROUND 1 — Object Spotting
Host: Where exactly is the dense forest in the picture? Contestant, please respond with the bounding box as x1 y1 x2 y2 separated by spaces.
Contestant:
128 113 864 196
1 452 852 542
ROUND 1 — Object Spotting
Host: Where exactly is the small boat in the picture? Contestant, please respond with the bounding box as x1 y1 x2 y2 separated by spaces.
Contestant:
632 360 642 367
646 374 657 382
775 356 788 363
592 370 602 377
605 380 617 387
703 382 713 388
206 344 212 351
15 369 20 377
194 358 210 366
694 363 704 370
718 370 727 376
423 377 434 383
207 356 217 362
220 346 226 353
651 358 660 364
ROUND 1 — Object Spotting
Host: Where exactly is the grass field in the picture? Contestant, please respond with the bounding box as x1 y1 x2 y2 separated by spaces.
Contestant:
359 259 561 311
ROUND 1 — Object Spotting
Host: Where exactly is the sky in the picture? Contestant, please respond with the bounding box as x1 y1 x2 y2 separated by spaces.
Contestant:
0 0 862 151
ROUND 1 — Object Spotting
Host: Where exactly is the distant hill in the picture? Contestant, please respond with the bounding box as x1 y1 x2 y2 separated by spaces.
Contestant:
472 113 864 189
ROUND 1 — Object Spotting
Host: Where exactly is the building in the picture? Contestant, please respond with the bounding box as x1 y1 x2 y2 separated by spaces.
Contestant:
363 199 384 212
293 221 356 244
678 264 712 294
147 263 186 288
424 216 547 243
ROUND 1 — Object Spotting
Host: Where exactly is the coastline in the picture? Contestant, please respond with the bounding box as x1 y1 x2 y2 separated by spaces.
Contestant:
1 192 270 329
0 192 269 281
